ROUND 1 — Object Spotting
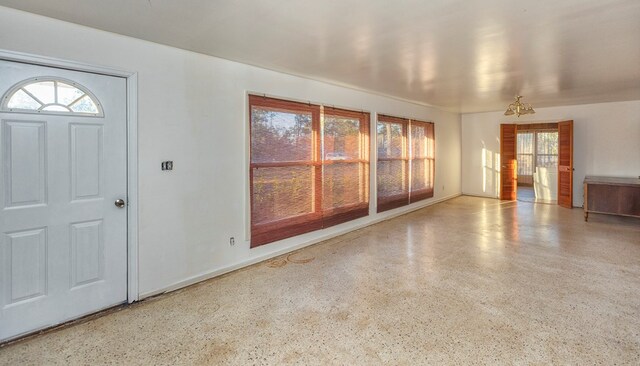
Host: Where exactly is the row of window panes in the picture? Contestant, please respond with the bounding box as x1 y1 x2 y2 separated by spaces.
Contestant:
249 96 435 247
516 131 559 177
376 116 435 212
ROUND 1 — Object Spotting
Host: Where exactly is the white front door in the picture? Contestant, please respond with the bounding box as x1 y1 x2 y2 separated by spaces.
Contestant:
0 60 127 342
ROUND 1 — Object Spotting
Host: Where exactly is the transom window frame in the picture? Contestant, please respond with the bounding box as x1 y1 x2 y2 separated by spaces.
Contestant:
1 76 104 117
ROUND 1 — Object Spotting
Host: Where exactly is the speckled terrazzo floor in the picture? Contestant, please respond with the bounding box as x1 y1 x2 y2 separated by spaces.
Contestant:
1 196 640 365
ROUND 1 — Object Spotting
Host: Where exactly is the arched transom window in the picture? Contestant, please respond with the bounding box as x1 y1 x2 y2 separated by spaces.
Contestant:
1 77 103 117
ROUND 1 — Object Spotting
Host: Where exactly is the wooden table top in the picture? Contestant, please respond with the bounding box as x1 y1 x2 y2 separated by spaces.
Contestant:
584 176 640 186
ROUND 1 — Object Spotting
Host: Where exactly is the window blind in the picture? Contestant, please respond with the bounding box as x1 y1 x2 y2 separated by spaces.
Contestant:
250 96 322 247
249 96 370 247
322 107 370 227
409 120 435 203
376 115 409 212
377 115 435 212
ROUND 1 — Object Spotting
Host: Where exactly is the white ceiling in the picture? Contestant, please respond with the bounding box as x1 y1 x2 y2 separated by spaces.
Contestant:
1 0 639 113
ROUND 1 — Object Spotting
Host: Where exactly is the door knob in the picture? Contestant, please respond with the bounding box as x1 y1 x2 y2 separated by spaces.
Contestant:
114 199 126 208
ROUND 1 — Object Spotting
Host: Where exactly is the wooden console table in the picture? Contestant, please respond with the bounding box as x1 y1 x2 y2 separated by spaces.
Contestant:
583 176 640 221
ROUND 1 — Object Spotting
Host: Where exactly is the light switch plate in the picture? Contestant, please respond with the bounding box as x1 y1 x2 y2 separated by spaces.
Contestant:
161 161 173 171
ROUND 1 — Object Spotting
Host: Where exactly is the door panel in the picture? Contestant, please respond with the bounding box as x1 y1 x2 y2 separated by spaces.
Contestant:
558 120 573 208
0 60 127 341
4 227 47 304
500 124 517 200
3 120 47 208
70 124 103 200
70 220 104 288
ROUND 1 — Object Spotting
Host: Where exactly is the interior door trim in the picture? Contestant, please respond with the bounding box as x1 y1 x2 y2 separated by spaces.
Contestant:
0 49 140 303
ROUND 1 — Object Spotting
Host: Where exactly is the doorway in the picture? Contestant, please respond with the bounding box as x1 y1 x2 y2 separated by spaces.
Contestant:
500 121 573 208
0 60 128 341
516 126 559 204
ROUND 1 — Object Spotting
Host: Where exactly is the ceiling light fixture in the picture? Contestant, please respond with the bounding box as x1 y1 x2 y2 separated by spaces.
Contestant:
504 95 535 117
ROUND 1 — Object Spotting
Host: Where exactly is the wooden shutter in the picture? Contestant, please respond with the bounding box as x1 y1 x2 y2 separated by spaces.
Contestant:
377 115 409 212
500 124 517 200
249 95 322 247
558 120 573 208
409 120 435 203
322 107 370 227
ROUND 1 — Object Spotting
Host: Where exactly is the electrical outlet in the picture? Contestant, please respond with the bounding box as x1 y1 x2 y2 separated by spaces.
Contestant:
229 237 235 246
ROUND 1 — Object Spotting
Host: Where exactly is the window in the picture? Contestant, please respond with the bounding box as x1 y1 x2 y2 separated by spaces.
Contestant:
1 77 103 116
517 130 558 186
517 131 534 178
376 115 435 212
322 107 370 226
536 131 558 169
409 121 435 203
249 96 370 247
377 116 409 211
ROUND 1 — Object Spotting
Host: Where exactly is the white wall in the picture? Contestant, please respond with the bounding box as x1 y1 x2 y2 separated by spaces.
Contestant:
462 100 640 206
0 7 462 297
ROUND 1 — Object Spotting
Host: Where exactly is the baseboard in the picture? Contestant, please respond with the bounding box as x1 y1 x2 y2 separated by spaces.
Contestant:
462 192 499 199
139 192 462 299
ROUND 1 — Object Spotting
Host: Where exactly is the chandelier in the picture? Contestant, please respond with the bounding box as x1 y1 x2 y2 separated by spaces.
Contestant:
504 95 535 117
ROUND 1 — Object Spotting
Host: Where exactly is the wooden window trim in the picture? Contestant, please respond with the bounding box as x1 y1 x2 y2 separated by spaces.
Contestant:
379 114 411 125
516 123 558 131
377 193 411 212
251 212 324 247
